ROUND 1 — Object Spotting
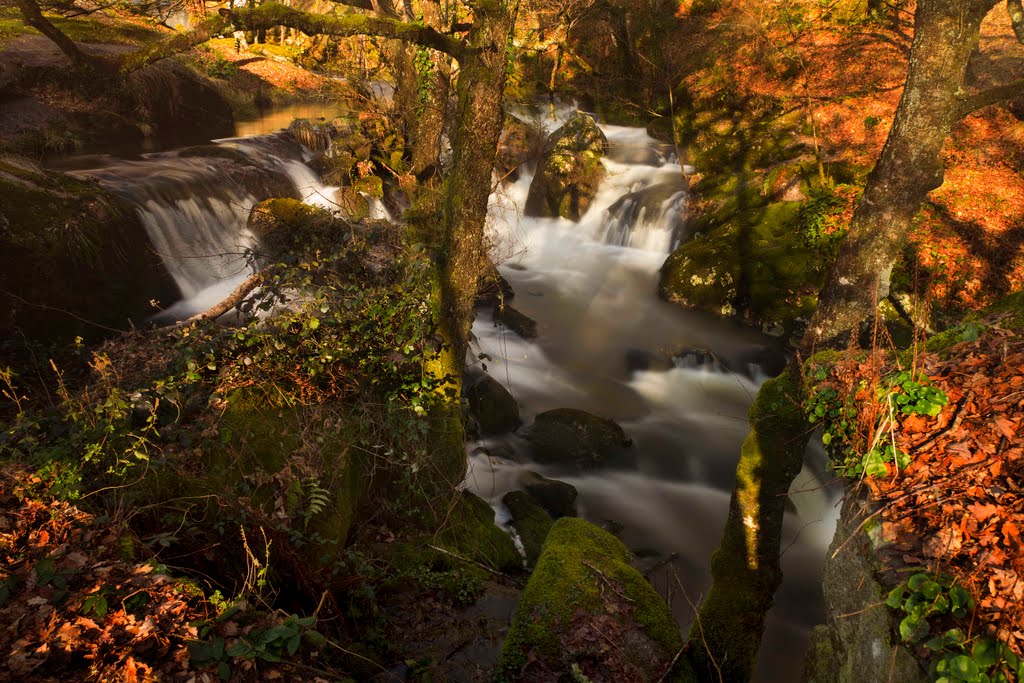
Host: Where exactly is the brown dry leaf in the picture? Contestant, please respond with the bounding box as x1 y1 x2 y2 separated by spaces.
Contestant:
993 416 1017 439
970 502 1001 521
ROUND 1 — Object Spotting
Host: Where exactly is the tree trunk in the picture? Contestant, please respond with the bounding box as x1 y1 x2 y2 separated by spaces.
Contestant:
802 0 997 353
685 0 1000 679
420 0 518 484
409 0 451 179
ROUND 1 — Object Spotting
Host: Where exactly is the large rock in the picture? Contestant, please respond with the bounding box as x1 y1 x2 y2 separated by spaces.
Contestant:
436 491 522 573
467 374 521 436
518 470 578 519
212 388 366 566
502 490 553 568
492 303 537 339
802 488 927 682
524 111 609 221
524 408 631 469
0 155 178 341
658 176 822 338
497 518 682 681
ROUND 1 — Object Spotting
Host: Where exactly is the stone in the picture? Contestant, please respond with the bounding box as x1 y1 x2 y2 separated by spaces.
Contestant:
519 470 578 519
497 518 682 681
524 111 609 221
502 490 553 567
524 408 631 469
466 374 521 436
492 303 537 339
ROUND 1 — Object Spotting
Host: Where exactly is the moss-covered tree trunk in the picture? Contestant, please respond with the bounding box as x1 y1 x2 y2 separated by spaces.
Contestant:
409 0 451 180
421 0 518 483
686 0 1000 679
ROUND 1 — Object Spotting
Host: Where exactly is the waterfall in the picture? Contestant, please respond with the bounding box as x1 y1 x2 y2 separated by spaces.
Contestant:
71 129 343 318
471 113 838 683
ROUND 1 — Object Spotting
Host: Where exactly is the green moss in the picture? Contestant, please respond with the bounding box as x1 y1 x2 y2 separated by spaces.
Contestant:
177 145 255 164
502 491 552 567
212 388 365 562
659 182 821 334
352 174 383 199
0 156 178 340
436 491 520 573
685 368 807 681
0 8 163 46
499 518 685 681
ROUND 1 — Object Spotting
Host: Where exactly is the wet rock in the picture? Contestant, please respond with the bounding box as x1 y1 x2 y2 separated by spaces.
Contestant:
502 490 553 567
437 491 521 573
525 111 609 221
467 374 521 436
0 155 178 341
497 518 682 680
524 408 631 469
518 470 578 519
336 186 370 221
496 113 543 181
658 182 821 339
673 347 726 372
492 303 537 339
476 261 515 307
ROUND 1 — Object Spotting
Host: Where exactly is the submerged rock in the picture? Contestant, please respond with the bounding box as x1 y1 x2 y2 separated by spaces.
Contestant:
492 303 537 339
525 111 609 221
467 374 521 436
524 408 631 469
497 518 682 680
518 470 578 519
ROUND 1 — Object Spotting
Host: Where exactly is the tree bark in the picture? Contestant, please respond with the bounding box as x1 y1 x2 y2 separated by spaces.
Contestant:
227 3 465 58
801 0 998 354
686 0 1003 679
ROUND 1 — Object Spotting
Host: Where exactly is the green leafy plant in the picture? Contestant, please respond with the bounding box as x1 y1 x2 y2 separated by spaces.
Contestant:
807 365 948 478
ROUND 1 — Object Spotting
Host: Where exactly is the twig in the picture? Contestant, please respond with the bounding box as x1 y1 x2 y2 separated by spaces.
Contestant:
159 272 263 331
426 544 522 585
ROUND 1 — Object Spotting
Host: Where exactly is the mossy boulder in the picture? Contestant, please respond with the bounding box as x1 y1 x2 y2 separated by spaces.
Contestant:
658 175 822 337
436 491 521 573
476 260 515 307
524 408 631 469
247 197 332 256
336 186 370 221
493 303 537 339
518 470 578 519
0 155 178 341
467 374 521 436
497 518 683 681
525 111 609 221
802 488 927 683
502 490 553 568
497 113 543 181
211 388 366 566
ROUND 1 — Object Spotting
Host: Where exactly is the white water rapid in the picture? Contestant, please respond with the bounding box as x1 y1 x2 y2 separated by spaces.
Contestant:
64 103 838 681
467 113 840 682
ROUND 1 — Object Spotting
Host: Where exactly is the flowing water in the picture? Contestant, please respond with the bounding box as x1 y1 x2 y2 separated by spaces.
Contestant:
61 103 838 681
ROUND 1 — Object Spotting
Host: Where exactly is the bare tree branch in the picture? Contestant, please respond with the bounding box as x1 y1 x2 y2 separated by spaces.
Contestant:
223 3 466 59
956 77 1024 117
163 272 263 329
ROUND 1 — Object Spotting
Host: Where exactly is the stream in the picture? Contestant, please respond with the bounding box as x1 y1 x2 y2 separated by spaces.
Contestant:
63 102 839 682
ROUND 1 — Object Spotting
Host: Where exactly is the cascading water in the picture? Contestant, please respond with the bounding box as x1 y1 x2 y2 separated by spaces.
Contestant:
468 115 839 682
61 101 836 680
67 110 349 320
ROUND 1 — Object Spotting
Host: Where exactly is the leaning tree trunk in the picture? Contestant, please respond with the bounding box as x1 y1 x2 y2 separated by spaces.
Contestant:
802 0 998 352
684 0 998 679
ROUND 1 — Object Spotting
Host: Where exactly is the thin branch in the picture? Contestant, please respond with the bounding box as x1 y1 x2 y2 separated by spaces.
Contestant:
956 78 1024 118
162 272 263 330
223 3 466 59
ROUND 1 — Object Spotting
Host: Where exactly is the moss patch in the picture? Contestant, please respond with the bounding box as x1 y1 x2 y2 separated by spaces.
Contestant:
436 491 521 573
498 518 685 681
0 155 178 340
659 175 822 336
